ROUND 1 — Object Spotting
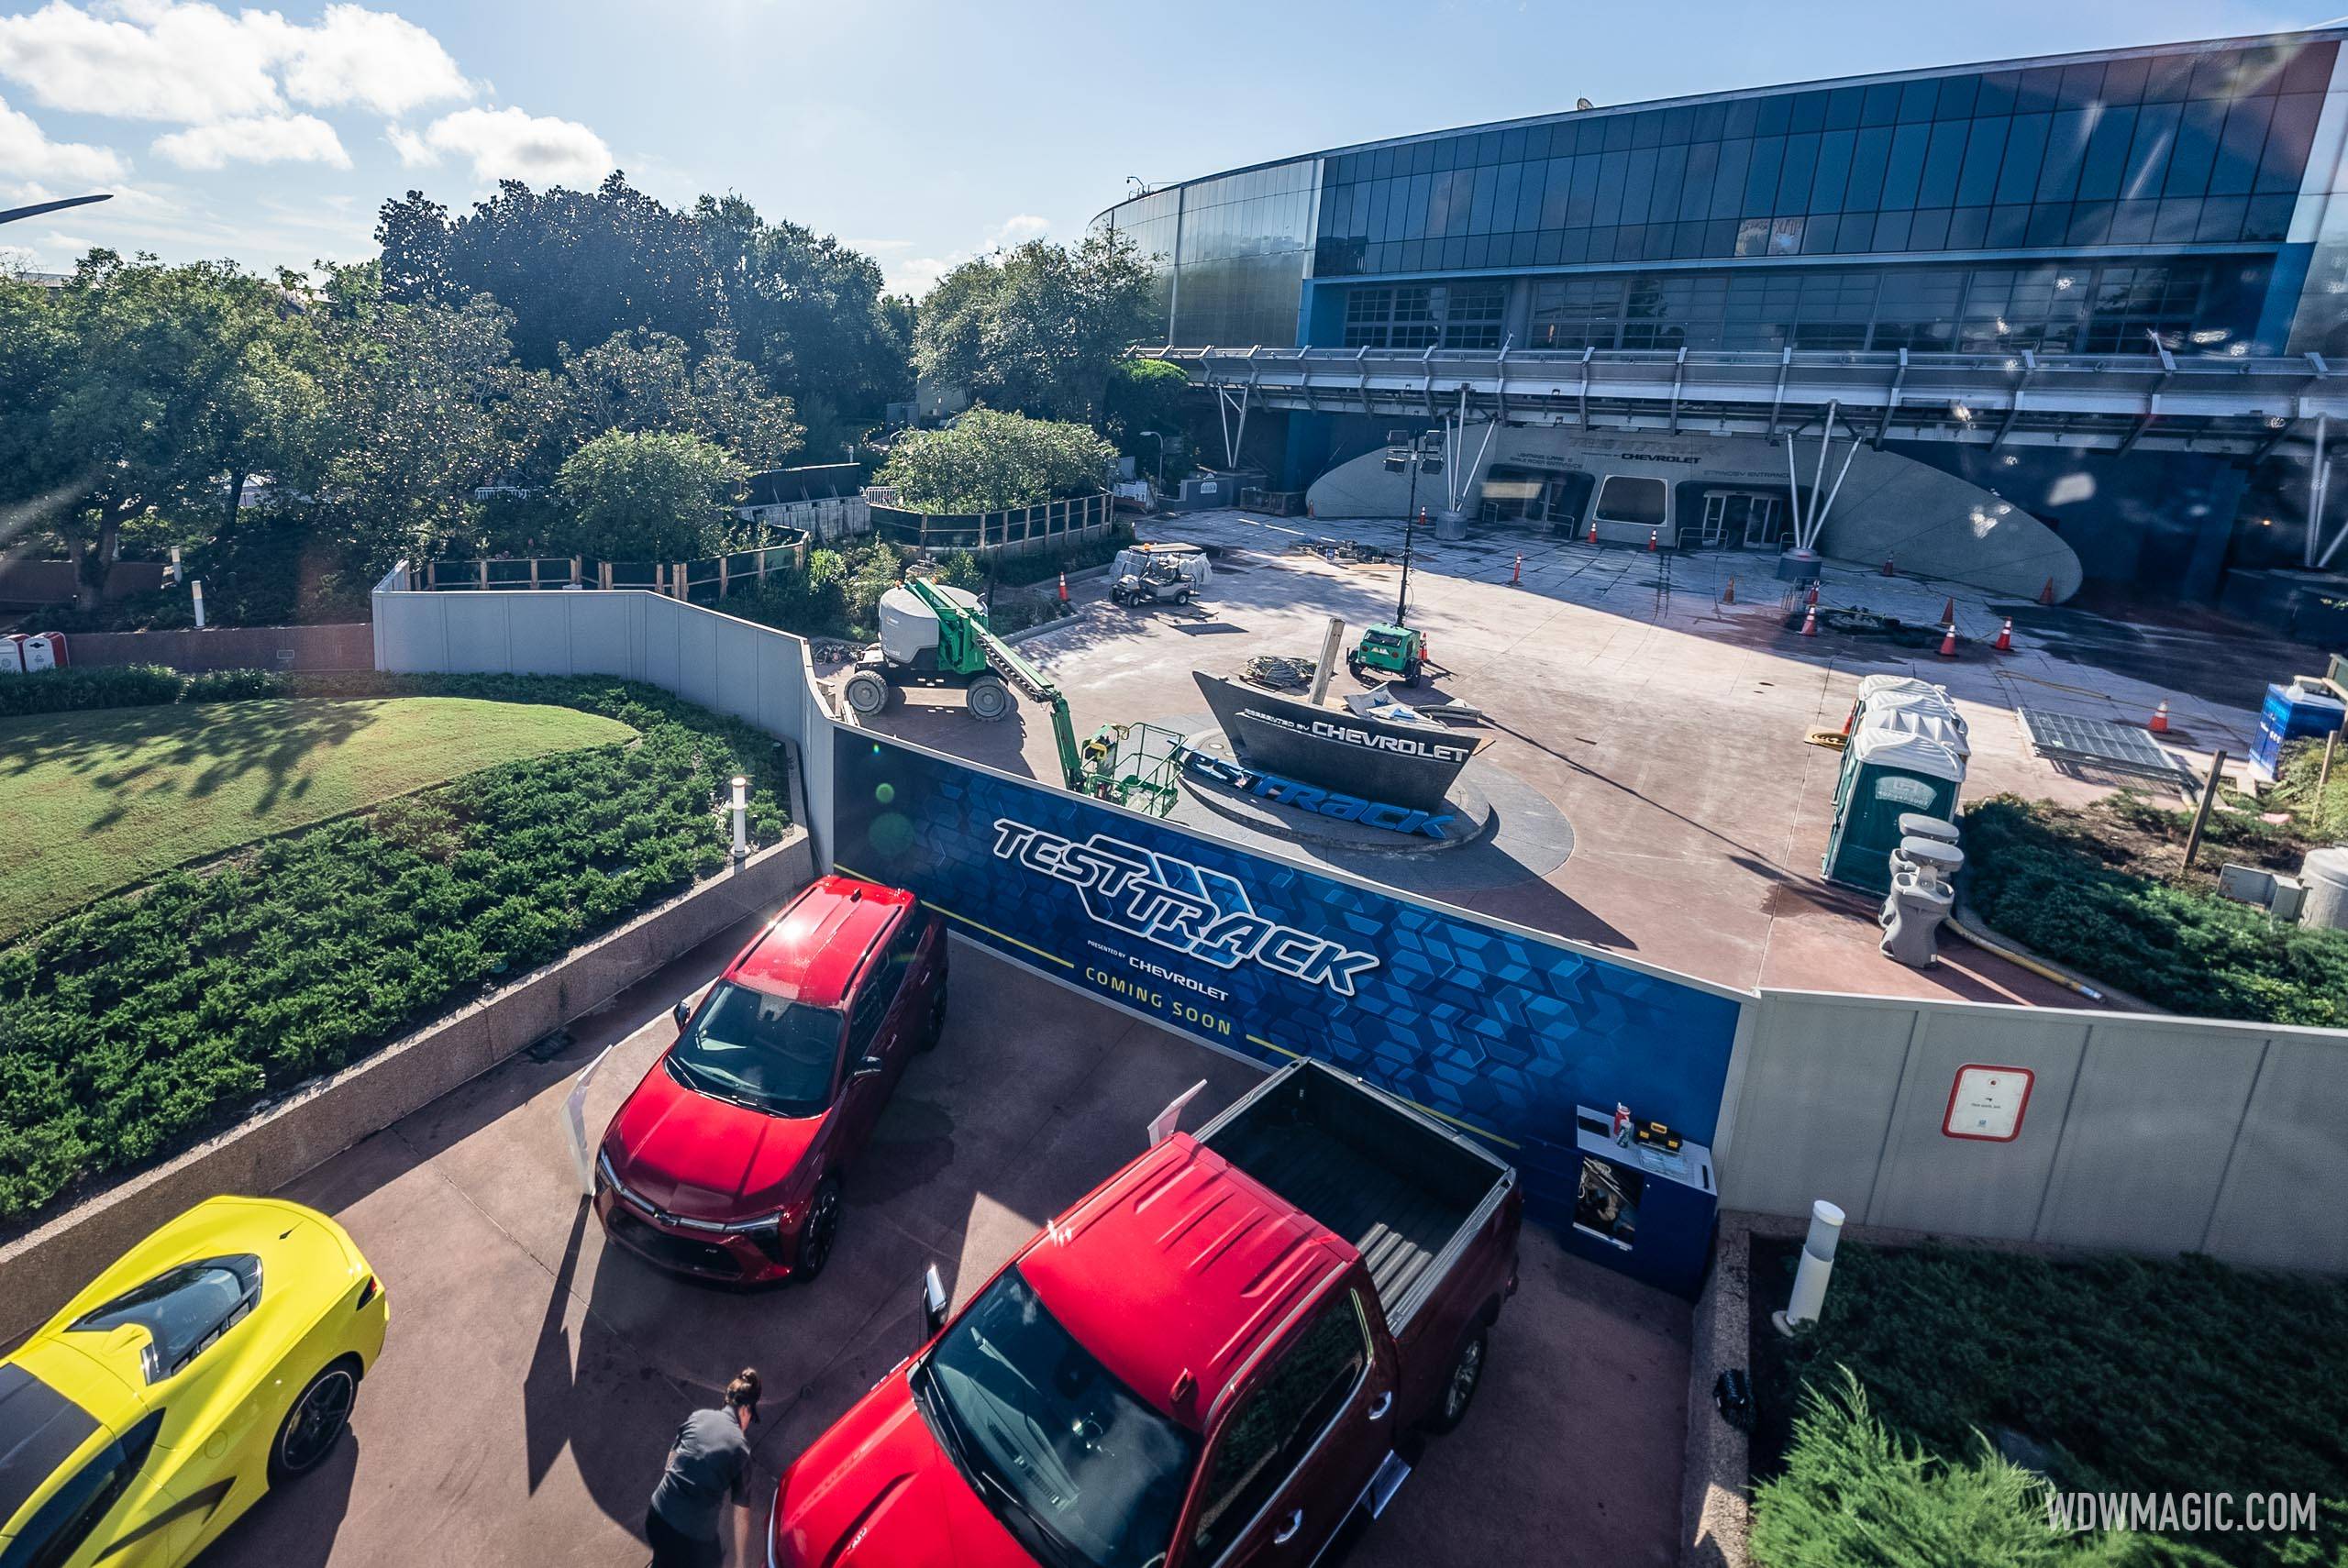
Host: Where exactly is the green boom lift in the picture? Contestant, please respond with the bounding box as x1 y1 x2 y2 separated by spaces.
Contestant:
840 574 1180 815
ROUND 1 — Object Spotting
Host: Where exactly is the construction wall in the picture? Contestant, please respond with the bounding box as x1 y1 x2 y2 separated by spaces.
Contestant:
1720 990 2348 1273
66 623 373 672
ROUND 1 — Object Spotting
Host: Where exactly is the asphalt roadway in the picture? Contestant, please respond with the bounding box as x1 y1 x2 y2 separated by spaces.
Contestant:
205 920 1691 1568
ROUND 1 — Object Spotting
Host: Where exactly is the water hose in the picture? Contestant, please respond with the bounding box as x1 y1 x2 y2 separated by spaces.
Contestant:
1944 914 2107 1004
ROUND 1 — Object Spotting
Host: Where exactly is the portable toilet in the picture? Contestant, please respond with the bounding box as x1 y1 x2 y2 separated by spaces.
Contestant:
0 635 20 675
1833 685 1966 815
2250 681 2344 780
1824 730 1966 892
1860 704 1970 760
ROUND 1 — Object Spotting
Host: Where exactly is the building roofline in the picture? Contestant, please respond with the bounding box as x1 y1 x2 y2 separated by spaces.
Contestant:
1093 27 2348 229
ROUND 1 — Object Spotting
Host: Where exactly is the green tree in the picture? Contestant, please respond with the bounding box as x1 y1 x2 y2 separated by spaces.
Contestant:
1102 358 1191 462
547 326 803 472
556 429 747 563
911 231 1155 424
0 252 332 607
877 408 1115 514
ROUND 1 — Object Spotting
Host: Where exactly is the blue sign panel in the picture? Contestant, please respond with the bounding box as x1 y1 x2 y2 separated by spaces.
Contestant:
834 734 1744 1292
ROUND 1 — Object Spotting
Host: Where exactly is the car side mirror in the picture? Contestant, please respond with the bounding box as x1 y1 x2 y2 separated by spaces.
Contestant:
853 1054 886 1078
920 1264 949 1342
672 999 692 1032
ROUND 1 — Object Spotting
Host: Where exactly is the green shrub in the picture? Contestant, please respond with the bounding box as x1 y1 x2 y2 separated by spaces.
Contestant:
1963 796 2348 1026
0 665 187 717
0 676 789 1223
1752 1242 2348 1568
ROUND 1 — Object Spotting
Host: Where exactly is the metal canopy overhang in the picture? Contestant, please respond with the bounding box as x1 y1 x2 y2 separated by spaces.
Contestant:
1137 344 2345 458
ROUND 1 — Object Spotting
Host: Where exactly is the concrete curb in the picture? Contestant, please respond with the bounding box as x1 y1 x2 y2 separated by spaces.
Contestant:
1681 1215 1755 1568
0 826 815 1344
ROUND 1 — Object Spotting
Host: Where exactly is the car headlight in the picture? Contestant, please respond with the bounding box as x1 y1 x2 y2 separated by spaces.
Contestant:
720 1212 784 1234
595 1149 618 1189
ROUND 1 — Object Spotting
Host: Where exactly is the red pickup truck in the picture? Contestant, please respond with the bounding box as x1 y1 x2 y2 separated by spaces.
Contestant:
767 1059 1522 1567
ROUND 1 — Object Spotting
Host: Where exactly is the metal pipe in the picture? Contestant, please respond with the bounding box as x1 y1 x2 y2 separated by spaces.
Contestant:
1804 401 1839 550
1812 429 1862 551
2310 414 2330 570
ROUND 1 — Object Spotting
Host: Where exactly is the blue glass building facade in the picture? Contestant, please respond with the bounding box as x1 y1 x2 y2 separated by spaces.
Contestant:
1097 30 2348 601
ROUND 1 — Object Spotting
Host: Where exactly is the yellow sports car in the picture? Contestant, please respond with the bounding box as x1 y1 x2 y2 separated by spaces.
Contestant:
0 1195 387 1565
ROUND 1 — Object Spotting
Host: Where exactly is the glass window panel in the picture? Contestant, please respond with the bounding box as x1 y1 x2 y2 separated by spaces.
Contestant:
2209 97 2274 196
1805 214 1841 252
1723 98 1759 138
1694 101 1728 141
1845 126 1891 213
1862 83 1900 126
2256 94 2320 192
2025 203 2070 245
1826 86 1865 130
2188 51 2241 102
1987 204 2031 246
2152 196 2201 242
2096 56 2146 105
1945 205 1989 248
1710 138 1752 218
1755 95 1791 136
1623 147 1658 221
2195 195 2246 242
1470 164 1499 232
1659 105 1696 146
2077 105 2136 201
2058 62 2106 110
1603 115 1634 152
1744 136 1785 214
2282 40 2336 95
1908 207 1951 248
2123 102 2180 201
1777 132 1820 214
1704 217 1738 254
2109 198 2159 242
1500 127 1530 163
1410 140 1436 175
1935 75 1979 120
1594 150 1629 226
2036 109 2093 202
2143 55 2192 103
1402 172 1431 239
1770 215 1806 254
1836 213 1878 252
1680 141 1718 221
1997 114 2050 204
1512 161 1546 230
1632 112 1663 149
2243 192 2294 240
1919 120 1967 205
1811 128 1855 213
1873 210 1913 249
2017 66 2065 113
2068 201 2115 244
1956 119 2010 206
1441 236 1468 270
1897 79 1938 122
1734 216 1771 256
1789 93 1828 133
1975 72 2017 118
1429 137 1456 172
1473 130 1503 165
2165 99 2225 196
1563 155 1596 226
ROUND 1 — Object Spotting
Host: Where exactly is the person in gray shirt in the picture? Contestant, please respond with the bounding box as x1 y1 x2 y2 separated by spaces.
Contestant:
648 1369 761 1566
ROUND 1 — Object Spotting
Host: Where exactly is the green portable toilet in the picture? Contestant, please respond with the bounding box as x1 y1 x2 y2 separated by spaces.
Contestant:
1824 730 1966 892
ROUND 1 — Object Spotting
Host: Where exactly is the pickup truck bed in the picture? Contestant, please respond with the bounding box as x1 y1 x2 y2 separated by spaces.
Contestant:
1198 1061 1511 1333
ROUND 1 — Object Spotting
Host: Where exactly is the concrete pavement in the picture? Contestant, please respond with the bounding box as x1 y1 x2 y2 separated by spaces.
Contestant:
207 930 1689 1568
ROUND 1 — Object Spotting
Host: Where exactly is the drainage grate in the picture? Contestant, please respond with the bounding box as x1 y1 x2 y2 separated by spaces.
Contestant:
2019 709 2202 786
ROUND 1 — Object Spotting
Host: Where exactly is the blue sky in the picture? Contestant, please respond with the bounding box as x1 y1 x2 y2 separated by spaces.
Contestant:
0 0 2323 293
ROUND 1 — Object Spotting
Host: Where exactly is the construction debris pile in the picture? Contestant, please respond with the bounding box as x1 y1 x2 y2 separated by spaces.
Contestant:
1239 653 1319 691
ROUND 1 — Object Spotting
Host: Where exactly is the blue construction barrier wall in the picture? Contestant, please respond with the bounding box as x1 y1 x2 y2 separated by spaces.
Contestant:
833 733 1745 1294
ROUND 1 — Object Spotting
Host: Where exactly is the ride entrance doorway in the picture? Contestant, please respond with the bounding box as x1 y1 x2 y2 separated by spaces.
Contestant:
1698 489 1788 549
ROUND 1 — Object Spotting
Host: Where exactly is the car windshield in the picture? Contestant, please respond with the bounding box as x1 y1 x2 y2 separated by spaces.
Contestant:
68 1254 261 1385
914 1266 1198 1568
668 981 841 1117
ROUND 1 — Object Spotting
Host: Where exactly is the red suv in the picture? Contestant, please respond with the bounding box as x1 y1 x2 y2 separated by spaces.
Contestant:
594 874 947 1284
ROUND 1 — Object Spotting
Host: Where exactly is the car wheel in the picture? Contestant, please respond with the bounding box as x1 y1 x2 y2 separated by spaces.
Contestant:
917 986 947 1052
1405 661 1424 688
270 1359 360 1483
796 1178 844 1284
966 676 1013 722
843 670 891 717
1421 1330 1487 1435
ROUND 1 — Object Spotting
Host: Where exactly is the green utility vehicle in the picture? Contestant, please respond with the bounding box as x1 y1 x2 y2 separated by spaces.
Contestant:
1347 623 1429 686
840 573 1180 814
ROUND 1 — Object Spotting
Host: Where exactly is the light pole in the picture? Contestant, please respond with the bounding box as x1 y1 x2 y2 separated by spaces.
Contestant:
1382 430 1443 626
1139 430 1167 495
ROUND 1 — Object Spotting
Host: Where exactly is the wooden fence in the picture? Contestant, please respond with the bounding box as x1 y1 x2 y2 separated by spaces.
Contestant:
418 537 809 602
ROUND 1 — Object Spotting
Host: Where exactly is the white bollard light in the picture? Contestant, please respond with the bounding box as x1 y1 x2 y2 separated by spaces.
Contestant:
1772 1198 1845 1336
190 579 205 629
730 775 749 858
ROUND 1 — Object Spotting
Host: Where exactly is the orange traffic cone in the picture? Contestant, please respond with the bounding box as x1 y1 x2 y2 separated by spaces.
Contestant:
1993 616 2013 653
1512 553 1523 586
1881 557 1896 577
1806 582 1820 606
1937 622 1958 658
1647 527 1658 551
1722 575 1736 604
2149 701 2169 734
1058 570 1069 603
1587 520 1598 546
1800 603 1818 637
1939 596 1955 624
2039 576 2056 605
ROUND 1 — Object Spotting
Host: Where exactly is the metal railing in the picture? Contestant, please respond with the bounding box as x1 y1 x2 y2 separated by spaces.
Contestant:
417 537 809 601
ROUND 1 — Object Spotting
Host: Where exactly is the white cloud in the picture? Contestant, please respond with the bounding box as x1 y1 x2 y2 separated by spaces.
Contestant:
153 112 348 170
390 105 613 187
991 214 1048 246
884 214 1057 295
0 94 125 182
0 1 471 126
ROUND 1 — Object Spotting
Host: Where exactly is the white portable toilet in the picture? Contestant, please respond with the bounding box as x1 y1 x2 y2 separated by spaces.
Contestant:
0 635 22 675
1857 703 1971 760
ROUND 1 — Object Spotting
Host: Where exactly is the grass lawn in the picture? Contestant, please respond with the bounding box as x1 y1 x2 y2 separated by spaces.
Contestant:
0 697 635 941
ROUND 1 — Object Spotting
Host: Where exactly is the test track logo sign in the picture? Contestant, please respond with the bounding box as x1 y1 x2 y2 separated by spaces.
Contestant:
990 817 1380 996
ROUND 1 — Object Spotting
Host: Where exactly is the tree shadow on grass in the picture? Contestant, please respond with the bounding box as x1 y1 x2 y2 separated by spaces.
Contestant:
1 700 381 823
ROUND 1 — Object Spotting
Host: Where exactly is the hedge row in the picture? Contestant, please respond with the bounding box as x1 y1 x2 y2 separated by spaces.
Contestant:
0 675 790 1223
1962 796 2348 1027
0 664 295 717
1751 1241 2348 1567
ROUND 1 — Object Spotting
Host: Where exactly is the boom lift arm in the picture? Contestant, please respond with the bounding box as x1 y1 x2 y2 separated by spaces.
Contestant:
901 576 1084 789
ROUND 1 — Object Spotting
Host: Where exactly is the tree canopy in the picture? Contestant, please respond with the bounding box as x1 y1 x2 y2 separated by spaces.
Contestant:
556 430 748 564
878 408 1114 515
911 232 1157 425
